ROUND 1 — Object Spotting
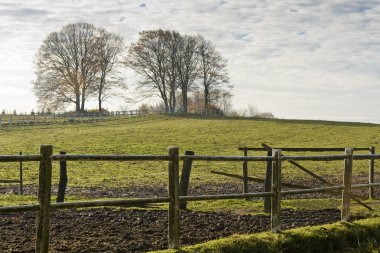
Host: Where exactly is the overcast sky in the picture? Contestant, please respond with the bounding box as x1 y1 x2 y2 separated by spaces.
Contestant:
0 0 379 123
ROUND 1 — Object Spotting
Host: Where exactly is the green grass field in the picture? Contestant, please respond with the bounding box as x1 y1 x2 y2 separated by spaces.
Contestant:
2 114 380 252
1 114 380 213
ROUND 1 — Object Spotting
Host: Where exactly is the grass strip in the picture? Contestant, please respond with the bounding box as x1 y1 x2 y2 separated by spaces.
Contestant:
153 217 380 253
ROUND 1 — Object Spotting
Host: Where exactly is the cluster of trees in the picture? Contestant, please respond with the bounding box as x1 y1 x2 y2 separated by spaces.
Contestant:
126 30 231 113
34 23 125 112
33 23 232 113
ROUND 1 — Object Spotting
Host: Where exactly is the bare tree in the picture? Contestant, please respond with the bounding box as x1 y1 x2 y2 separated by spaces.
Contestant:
127 30 193 113
176 35 200 112
215 91 233 114
127 31 232 114
34 23 125 112
95 29 126 111
196 35 232 110
164 30 182 113
126 30 171 112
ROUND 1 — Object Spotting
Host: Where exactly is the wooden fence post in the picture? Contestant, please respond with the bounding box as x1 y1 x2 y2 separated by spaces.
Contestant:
168 146 180 249
9 115 12 127
271 149 282 233
19 151 23 195
342 148 353 222
179 150 194 209
264 148 273 213
369 146 375 199
242 147 249 196
0 115 2 127
56 151 67 203
35 144 53 253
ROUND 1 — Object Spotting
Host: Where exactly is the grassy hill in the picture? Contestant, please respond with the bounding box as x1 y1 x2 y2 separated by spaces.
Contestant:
1 114 380 211
2 114 380 252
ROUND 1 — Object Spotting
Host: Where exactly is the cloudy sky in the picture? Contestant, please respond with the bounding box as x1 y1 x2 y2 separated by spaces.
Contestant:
0 0 380 123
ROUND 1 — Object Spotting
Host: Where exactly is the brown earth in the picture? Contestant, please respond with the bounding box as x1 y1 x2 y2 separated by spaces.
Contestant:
0 208 343 253
0 177 375 253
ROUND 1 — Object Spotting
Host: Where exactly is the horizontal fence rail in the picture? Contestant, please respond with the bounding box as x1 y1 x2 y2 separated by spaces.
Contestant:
180 155 274 161
238 147 371 152
0 145 379 252
181 154 380 161
0 155 41 162
52 154 170 161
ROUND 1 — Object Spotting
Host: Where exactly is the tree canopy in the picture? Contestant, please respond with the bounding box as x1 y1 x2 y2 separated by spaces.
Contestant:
126 29 232 113
33 23 125 112
34 25 232 114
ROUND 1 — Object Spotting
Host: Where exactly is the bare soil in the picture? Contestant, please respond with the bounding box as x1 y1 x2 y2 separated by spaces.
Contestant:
0 178 374 252
1 208 343 253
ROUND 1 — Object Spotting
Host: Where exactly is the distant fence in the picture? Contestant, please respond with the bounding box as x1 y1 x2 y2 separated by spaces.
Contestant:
1 145 380 252
0 110 144 128
0 108 225 128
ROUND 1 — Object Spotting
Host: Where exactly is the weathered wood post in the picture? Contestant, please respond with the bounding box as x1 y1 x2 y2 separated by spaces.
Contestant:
19 151 23 195
342 148 353 222
56 151 67 203
35 144 53 253
9 115 12 127
0 115 2 127
369 146 375 199
242 147 249 196
264 148 273 213
271 149 282 232
179 150 194 209
168 146 180 249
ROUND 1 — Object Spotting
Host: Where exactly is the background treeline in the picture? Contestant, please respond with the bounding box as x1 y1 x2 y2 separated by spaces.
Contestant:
33 23 234 115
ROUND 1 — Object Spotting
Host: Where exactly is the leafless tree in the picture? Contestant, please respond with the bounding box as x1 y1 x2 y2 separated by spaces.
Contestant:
95 29 126 111
164 31 182 113
196 35 232 110
126 30 172 112
176 35 200 112
127 31 232 114
127 30 192 113
34 23 125 112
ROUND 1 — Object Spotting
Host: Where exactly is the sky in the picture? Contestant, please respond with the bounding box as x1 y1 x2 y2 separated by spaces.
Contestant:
0 0 380 123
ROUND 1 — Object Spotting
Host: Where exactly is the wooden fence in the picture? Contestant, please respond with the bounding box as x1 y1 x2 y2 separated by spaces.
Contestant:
0 151 23 194
1 145 380 252
238 144 376 212
0 111 146 128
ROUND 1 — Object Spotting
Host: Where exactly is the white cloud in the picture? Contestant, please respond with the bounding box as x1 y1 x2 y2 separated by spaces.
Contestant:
0 0 380 122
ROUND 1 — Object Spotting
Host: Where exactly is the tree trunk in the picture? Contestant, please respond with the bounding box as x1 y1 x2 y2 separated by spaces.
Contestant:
164 102 169 113
81 92 86 112
182 90 188 113
204 87 209 109
168 90 176 113
98 99 102 112
98 91 102 112
75 94 81 112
